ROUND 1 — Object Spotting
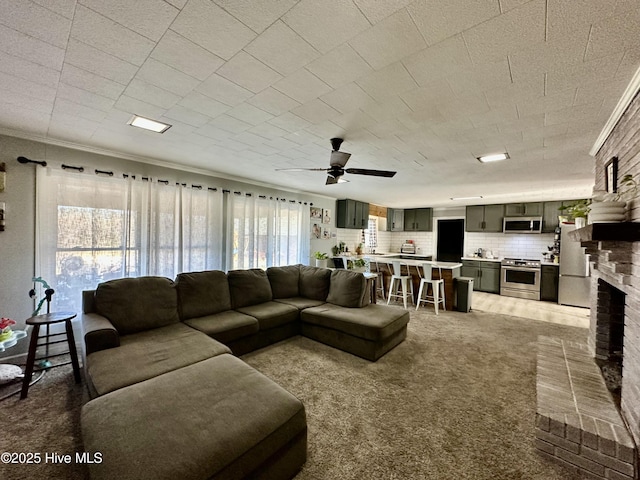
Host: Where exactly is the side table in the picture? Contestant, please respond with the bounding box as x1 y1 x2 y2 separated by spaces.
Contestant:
21 312 81 399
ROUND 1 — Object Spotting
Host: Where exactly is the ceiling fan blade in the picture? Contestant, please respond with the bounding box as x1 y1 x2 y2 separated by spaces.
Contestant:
275 167 328 172
325 175 338 185
330 150 351 167
345 168 397 178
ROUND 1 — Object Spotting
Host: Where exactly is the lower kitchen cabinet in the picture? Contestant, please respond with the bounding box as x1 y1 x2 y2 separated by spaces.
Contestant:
461 260 501 294
540 264 559 302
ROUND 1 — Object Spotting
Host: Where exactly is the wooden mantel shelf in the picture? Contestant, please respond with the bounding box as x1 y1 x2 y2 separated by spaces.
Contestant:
568 222 640 242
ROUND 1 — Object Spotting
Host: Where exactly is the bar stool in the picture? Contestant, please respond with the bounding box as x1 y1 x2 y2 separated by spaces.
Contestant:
387 261 414 309
21 311 81 399
416 262 446 314
371 260 386 300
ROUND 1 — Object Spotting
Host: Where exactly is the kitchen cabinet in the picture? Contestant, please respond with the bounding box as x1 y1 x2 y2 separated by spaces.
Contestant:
404 208 432 231
540 265 559 302
336 199 369 229
504 202 543 216
465 204 504 232
387 208 404 231
542 201 563 233
460 260 501 293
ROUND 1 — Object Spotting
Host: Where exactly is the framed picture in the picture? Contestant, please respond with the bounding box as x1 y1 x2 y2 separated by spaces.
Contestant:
312 223 321 239
605 156 618 193
310 207 322 219
322 228 331 239
322 209 331 224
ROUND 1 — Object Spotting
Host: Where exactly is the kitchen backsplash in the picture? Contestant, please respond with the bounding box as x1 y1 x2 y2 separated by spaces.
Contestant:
465 232 555 260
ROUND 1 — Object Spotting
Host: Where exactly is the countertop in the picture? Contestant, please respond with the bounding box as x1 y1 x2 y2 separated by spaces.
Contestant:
461 256 502 263
364 254 461 269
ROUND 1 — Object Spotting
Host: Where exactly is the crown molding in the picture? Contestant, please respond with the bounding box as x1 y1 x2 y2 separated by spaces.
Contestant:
590 66 640 157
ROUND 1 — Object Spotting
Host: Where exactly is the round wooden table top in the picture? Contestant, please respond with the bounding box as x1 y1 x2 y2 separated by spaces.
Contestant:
25 311 77 326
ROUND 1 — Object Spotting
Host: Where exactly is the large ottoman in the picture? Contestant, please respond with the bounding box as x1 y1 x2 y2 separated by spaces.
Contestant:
301 303 410 361
82 354 307 480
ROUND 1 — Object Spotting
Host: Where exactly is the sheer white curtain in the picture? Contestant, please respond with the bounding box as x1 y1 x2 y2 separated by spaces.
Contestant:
36 168 224 313
226 194 310 270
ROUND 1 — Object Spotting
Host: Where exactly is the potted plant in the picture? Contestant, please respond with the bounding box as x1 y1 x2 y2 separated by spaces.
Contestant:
313 251 329 268
349 258 367 272
559 199 591 228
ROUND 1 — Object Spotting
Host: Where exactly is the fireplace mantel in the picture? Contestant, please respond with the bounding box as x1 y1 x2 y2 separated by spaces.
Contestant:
568 222 640 242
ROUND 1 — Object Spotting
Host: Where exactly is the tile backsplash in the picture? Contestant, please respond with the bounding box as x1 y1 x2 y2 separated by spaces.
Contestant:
465 232 555 260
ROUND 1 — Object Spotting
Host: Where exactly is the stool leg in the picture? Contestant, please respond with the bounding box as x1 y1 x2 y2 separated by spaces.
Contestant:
65 319 81 384
21 324 40 399
441 282 446 311
434 283 439 315
386 277 394 305
416 281 424 310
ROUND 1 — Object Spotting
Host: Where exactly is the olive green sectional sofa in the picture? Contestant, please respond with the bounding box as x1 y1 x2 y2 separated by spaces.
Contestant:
80 265 410 480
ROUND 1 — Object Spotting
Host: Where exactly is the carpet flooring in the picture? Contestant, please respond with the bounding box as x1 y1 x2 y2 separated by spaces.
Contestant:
0 307 588 480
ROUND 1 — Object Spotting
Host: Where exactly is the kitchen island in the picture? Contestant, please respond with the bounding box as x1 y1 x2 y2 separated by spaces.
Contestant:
364 255 462 309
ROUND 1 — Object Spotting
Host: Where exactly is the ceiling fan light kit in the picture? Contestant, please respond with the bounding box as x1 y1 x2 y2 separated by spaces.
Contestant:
276 138 397 185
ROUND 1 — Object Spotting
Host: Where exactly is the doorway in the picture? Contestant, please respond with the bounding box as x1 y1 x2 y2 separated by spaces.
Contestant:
437 219 464 262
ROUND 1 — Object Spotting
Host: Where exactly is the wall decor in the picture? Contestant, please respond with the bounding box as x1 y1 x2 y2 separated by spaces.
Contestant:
310 207 322 219
605 156 618 193
322 208 331 224
312 223 321 239
323 228 331 239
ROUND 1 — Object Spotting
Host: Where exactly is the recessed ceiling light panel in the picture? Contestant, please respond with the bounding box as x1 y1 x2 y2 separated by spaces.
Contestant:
477 152 509 163
127 115 172 133
450 196 483 200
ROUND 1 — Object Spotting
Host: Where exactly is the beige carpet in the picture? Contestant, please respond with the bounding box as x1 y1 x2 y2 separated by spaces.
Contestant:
0 307 587 480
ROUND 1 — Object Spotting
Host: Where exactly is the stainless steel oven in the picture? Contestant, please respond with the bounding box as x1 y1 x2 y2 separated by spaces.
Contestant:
500 258 541 300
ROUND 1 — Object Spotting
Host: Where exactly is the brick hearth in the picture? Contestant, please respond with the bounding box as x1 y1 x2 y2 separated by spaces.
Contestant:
536 336 637 479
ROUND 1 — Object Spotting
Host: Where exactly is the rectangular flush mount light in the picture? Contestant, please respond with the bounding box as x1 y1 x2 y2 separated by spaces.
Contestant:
127 115 171 133
477 152 509 163
451 196 483 201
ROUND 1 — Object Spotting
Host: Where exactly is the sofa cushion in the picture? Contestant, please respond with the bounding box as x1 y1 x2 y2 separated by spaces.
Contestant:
86 323 230 396
299 265 331 301
301 303 409 341
228 269 273 309
267 264 300 298
184 310 259 344
274 297 326 310
175 270 231 320
94 277 179 335
82 354 307 480
326 269 370 308
236 301 299 330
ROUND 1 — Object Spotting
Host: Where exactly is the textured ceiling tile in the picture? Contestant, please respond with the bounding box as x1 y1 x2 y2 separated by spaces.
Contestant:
52 98 108 122
349 9 426 70
468 105 519 128
0 50 60 88
178 92 231 119
546 0 616 42
0 88 54 114
283 0 371 54
136 58 200 97
585 8 640 61
463 0 546 64
407 0 501 46
226 103 274 126
193 123 232 141
0 23 65 71
360 96 411 122
245 21 320 76
152 30 225 81
247 87 300 116
217 51 282 93
400 81 457 111
273 69 332 103
499 0 532 12
305 44 374 89
331 110 377 131
268 112 313 133
207 114 253 134
516 89 576 118
402 35 472 86
484 76 544 109
61 64 126 100
65 39 138 85
445 58 512 96
196 74 253 107
79 0 179 41
250 122 291 139
0 1 71 48
291 99 340 124
353 0 414 24
114 95 167 120
32 0 77 19
214 0 298 34
171 0 256 60
164 104 213 127
71 5 155 66
57 83 116 111
545 53 623 94
356 62 419 102
231 131 266 147
124 78 181 109
320 83 375 114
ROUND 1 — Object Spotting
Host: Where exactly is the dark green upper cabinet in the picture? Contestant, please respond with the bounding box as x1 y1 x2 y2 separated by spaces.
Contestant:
336 199 369 229
542 201 563 232
387 208 404 231
404 208 432 231
504 202 543 216
466 204 504 232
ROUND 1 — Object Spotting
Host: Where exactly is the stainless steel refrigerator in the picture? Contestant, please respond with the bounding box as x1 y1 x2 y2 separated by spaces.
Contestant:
558 224 591 308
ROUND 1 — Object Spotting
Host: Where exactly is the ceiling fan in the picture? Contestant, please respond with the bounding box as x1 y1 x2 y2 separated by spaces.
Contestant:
276 138 397 185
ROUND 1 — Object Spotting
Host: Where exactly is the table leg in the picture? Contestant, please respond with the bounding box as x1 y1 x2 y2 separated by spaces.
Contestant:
370 277 377 304
21 324 40 399
65 319 81 384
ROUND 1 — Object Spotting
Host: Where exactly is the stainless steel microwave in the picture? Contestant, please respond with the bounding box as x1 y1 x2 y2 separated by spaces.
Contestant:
503 216 543 233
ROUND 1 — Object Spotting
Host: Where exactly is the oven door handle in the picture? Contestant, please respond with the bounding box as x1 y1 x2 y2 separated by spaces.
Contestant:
501 266 540 272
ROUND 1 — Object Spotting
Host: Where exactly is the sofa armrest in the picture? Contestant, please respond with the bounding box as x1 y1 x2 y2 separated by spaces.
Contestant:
82 312 120 355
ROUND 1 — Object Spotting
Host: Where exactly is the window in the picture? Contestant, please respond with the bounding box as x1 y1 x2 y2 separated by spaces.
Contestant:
365 217 378 250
